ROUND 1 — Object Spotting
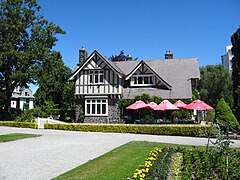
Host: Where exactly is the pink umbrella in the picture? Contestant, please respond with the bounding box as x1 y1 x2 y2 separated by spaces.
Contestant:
144 102 158 110
154 100 179 111
126 100 147 110
174 100 187 108
183 99 213 110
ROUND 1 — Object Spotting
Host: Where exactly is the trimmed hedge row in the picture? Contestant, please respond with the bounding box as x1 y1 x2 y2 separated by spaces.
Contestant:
0 121 38 129
44 124 211 137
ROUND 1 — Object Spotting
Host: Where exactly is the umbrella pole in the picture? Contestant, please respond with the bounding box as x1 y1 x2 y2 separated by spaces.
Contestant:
138 109 140 120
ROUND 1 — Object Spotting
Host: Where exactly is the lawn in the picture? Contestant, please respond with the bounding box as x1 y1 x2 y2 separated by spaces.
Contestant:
54 141 200 180
0 133 41 142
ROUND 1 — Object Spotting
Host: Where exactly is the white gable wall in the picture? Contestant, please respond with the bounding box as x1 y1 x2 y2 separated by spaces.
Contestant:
75 53 122 95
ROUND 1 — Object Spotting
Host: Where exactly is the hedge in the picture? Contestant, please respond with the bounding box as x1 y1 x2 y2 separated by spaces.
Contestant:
0 121 38 129
44 124 211 137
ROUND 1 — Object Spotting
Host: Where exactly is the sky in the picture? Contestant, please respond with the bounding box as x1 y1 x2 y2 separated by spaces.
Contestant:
32 0 240 91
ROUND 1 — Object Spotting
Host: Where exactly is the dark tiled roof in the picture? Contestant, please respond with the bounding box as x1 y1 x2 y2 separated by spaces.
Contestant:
114 58 200 99
112 60 140 75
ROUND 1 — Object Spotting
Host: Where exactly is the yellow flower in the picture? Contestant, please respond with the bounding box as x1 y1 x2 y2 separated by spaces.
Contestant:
132 174 137 178
145 168 149 173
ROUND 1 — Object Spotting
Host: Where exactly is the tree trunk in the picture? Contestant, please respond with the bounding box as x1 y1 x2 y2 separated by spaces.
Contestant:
3 74 14 120
5 86 13 120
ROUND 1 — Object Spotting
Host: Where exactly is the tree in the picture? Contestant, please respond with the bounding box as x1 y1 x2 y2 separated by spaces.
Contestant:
198 65 233 108
231 27 240 122
34 51 73 119
215 98 239 132
109 50 137 61
0 0 65 119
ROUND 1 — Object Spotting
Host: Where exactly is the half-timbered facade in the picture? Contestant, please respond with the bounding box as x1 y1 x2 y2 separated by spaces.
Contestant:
69 49 200 123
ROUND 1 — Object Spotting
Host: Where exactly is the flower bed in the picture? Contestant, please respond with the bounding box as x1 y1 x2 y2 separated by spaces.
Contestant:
130 147 240 179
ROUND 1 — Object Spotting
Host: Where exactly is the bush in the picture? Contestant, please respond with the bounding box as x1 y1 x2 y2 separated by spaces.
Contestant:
215 98 240 131
0 121 37 129
44 124 211 137
172 110 191 120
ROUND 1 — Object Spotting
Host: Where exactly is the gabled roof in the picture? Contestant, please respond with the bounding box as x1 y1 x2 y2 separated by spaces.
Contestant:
69 50 200 99
114 58 200 99
118 60 172 89
69 50 123 81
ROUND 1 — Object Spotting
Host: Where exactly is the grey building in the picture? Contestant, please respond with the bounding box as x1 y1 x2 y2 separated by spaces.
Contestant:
221 45 233 74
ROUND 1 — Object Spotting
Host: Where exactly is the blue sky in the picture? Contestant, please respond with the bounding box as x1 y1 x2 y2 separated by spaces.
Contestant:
36 0 239 71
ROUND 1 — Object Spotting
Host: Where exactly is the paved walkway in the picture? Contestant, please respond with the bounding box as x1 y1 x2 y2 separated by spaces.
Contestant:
0 126 240 180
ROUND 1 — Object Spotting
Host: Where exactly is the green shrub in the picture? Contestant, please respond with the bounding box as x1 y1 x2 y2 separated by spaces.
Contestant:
0 121 37 129
44 124 211 137
15 110 35 122
172 110 191 120
215 98 240 131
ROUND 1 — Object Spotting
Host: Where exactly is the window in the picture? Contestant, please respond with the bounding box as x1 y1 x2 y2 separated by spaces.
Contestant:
89 70 104 84
85 99 108 116
131 75 155 86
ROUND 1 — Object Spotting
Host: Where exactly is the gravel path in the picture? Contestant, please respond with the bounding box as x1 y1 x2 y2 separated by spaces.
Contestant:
0 126 240 180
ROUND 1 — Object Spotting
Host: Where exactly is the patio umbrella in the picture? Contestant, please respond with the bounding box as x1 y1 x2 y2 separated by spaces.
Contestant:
183 99 213 123
183 99 213 110
174 100 187 108
144 102 158 110
126 100 147 110
154 100 179 111
126 100 148 121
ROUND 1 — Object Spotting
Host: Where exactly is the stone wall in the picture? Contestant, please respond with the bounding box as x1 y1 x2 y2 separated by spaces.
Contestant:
108 98 120 119
75 97 121 123
75 98 84 123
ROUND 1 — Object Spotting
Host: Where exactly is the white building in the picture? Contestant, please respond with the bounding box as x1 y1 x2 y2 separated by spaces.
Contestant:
11 86 34 110
221 45 233 74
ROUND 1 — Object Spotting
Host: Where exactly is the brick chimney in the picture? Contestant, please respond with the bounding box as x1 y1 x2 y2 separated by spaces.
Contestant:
79 46 88 65
164 50 173 59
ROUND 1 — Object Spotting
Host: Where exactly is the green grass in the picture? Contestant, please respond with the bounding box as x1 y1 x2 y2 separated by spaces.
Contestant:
54 141 202 180
0 133 41 142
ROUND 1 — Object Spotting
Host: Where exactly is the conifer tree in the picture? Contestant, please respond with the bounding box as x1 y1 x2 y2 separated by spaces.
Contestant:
215 98 239 132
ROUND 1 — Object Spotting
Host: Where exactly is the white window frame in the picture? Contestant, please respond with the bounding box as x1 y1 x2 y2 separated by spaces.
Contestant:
89 70 104 84
85 98 108 116
131 75 155 86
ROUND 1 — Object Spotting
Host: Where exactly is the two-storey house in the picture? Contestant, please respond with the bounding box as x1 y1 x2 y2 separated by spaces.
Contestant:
11 86 34 110
69 48 200 123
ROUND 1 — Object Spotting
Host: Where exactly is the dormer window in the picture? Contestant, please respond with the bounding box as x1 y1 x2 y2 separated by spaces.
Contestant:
89 70 104 84
131 75 155 86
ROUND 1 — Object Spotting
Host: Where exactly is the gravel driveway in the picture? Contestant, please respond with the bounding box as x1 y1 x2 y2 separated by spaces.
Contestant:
1 126 240 180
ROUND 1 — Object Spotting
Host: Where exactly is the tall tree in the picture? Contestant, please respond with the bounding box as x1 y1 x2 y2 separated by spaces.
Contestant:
198 65 233 108
0 0 65 119
34 51 72 112
231 27 240 122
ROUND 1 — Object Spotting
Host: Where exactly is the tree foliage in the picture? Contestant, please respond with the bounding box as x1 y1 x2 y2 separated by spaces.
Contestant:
0 0 65 119
109 50 137 61
231 27 240 122
215 98 239 132
34 51 74 120
198 65 233 108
